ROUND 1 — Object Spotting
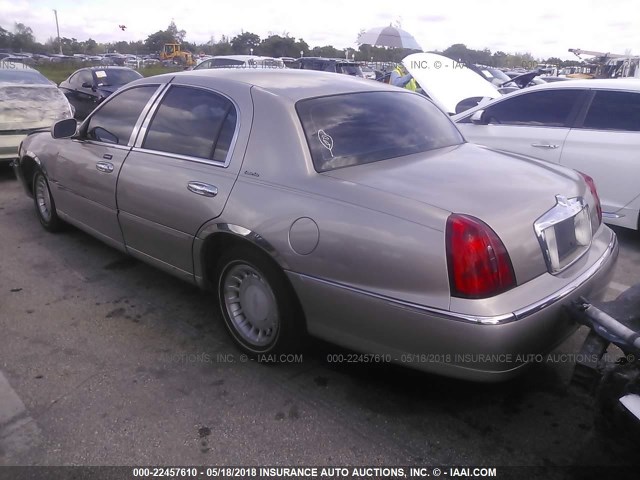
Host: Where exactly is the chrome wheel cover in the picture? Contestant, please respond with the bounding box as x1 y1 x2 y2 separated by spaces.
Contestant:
222 263 279 347
35 175 52 223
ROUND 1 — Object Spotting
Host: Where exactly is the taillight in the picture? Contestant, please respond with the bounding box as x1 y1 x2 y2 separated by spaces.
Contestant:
446 214 516 299
579 172 602 226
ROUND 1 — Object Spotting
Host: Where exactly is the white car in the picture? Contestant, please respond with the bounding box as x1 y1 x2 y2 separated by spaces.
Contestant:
454 79 640 230
193 55 285 70
0 61 73 164
404 52 501 114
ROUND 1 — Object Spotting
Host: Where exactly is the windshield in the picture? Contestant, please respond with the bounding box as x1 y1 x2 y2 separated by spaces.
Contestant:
0 68 51 85
93 69 142 87
297 91 464 172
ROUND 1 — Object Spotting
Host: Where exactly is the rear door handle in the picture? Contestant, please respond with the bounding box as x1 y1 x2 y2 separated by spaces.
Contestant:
531 143 559 149
96 161 114 173
187 182 218 197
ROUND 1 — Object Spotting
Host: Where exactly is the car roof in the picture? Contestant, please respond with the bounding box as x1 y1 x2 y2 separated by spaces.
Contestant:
84 66 137 71
204 55 267 61
522 78 640 91
452 77 640 121
136 68 397 101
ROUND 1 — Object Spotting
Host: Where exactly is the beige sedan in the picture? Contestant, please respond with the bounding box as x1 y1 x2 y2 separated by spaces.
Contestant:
14 69 617 381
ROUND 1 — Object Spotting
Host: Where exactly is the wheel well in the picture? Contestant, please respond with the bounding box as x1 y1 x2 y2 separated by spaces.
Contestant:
201 232 285 288
20 156 40 196
200 232 307 329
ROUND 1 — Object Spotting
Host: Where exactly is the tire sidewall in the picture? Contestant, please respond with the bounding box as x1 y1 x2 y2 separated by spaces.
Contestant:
215 247 297 355
32 170 60 231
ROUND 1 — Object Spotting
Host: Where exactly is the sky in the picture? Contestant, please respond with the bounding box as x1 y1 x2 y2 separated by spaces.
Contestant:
1 0 638 60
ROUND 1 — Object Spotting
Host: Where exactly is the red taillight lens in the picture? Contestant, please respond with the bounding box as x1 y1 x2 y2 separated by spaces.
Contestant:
579 172 602 226
446 214 516 299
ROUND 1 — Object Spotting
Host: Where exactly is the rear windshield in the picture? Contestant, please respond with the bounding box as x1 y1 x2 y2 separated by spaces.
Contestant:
296 91 464 172
0 68 51 85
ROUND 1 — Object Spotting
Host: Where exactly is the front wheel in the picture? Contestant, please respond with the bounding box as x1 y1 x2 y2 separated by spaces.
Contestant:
215 247 302 355
33 170 64 232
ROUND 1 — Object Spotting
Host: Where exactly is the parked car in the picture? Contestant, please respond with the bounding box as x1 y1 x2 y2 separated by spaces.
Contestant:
455 79 640 230
14 69 617 381
100 53 126 66
468 64 521 94
539 76 573 83
297 57 364 77
359 64 377 80
404 53 501 114
193 55 284 70
58 66 143 119
0 62 73 165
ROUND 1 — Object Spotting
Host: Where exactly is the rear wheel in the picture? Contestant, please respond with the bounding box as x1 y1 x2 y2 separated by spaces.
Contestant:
33 170 63 232
215 246 301 355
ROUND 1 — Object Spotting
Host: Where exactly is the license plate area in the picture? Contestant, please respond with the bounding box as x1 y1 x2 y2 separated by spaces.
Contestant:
534 196 592 274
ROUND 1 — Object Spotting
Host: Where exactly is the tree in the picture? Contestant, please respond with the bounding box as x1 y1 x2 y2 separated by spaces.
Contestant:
294 38 310 57
11 22 36 52
260 34 300 57
231 32 261 54
145 29 176 53
0 26 12 49
167 21 186 43
310 45 342 58
144 21 187 54
82 38 98 54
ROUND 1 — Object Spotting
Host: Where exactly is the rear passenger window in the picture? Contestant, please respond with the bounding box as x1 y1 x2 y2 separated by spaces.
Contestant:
483 90 581 127
583 91 640 131
142 86 237 162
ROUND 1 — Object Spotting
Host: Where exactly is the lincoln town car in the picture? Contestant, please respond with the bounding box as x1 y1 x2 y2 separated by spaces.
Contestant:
14 69 618 381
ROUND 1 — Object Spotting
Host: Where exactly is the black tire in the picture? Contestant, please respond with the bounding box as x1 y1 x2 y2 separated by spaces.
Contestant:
215 246 302 355
32 170 64 232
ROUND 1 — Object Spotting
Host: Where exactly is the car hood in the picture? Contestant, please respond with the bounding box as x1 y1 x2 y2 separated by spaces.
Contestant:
325 143 589 283
403 53 501 115
0 84 72 131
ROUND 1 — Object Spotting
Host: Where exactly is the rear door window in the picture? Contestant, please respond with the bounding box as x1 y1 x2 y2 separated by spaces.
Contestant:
582 90 640 131
482 90 582 127
297 91 463 172
142 85 237 162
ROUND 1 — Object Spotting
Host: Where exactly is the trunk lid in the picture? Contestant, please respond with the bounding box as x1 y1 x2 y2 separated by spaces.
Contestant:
325 143 592 284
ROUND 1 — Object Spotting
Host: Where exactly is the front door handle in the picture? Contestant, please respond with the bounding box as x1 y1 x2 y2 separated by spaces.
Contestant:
96 161 114 173
531 143 559 149
187 182 218 197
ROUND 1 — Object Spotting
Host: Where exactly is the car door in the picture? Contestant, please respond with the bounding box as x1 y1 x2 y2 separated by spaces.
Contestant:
116 82 251 279
560 89 640 223
72 69 97 119
60 71 83 117
52 85 161 249
457 89 584 164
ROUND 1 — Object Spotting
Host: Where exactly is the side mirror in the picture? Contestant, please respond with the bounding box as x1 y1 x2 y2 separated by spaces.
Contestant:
470 110 487 125
51 118 78 139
